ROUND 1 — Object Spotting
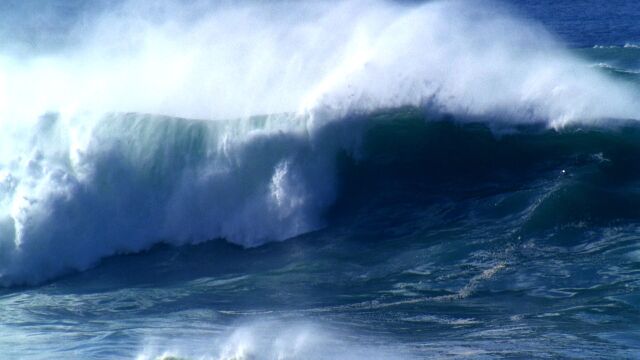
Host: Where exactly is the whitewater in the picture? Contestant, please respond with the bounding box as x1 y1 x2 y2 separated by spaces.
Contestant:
1 0 640 358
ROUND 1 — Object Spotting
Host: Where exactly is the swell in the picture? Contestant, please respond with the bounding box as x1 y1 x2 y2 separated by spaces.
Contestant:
331 110 640 234
578 46 640 83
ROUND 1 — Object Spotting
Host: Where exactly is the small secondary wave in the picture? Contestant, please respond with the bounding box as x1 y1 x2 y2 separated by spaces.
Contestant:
593 62 640 73
593 43 640 49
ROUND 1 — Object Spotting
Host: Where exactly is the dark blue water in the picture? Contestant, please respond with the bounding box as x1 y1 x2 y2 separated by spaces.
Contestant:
511 0 640 48
1 1 640 359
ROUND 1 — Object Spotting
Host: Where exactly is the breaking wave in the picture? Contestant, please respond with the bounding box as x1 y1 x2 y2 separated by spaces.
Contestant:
1 0 639 285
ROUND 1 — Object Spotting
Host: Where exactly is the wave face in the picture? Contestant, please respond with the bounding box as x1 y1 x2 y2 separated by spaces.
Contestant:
1 0 640 286
3 109 640 286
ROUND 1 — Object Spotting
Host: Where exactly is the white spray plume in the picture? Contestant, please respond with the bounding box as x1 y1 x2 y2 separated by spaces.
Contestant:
1 0 638 125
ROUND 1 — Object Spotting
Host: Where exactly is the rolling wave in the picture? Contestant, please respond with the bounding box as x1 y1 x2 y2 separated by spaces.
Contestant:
1 0 640 285
2 109 640 286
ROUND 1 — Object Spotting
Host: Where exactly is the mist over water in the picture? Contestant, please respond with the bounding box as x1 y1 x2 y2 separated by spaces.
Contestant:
1 0 639 122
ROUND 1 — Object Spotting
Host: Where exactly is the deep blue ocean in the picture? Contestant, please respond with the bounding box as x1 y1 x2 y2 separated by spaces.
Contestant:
1 1 640 359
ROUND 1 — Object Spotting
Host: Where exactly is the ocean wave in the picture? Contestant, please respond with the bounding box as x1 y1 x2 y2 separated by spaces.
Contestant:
2 108 640 286
0 112 341 284
1 0 640 286
591 62 640 75
592 43 640 49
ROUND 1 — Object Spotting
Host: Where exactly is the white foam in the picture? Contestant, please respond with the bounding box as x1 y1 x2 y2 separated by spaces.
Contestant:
136 321 411 360
1 0 638 125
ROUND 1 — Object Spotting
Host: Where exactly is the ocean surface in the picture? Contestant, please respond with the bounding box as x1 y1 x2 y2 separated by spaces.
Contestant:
1 0 640 359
